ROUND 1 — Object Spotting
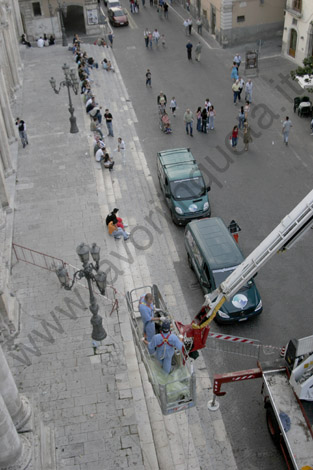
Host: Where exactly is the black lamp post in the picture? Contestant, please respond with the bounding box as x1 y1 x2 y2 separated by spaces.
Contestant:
49 63 79 134
57 0 68 47
56 243 107 341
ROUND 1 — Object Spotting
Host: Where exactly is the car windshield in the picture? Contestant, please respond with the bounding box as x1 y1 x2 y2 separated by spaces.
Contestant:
114 9 125 16
212 266 253 289
169 177 206 200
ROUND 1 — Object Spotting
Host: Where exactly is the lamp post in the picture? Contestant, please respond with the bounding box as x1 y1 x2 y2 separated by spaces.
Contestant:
49 63 79 134
57 0 68 47
56 243 107 341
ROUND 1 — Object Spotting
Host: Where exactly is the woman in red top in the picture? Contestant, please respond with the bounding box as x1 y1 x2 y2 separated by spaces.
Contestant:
232 125 238 150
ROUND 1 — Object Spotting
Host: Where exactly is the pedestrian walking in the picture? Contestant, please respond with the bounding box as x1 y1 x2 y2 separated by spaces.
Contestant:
15 118 28 148
157 91 167 112
201 107 207 133
157 5 163 19
186 40 193 60
161 34 166 47
144 28 149 47
231 125 238 151
187 18 192 35
150 0 153 6
231 63 239 82
282 116 292 146
148 31 153 48
146 69 152 87
245 79 253 103
196 107 202 131
196 17 202 34
204 98 211 111
153 28 160 46
104 109 114 137
194 41 202 62
145 320 183 374
183 19 189 35
310 117 313 135
238 77 245 101
117 137 126 164
232 79 240 105
233 53 241 69
208 105 216 130
238 106 245 129
163 2 168 18
184 108 194 136
108 33 114 48
243 121 252 151
170 97 177 116
244 101 250 120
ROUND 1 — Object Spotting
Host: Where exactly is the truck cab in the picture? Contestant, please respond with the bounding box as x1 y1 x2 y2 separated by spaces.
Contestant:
157 148 211 225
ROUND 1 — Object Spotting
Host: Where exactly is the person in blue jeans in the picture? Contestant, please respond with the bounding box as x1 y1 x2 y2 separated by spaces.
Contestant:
184 108 194 136
104 109 114 137
238 106 245 129
145 320 183 374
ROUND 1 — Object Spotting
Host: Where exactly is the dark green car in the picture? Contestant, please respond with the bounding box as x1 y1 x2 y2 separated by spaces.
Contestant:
157 148 211 225
185 217 263 323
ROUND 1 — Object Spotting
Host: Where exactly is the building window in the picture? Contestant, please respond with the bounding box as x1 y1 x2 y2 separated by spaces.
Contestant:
32 2 42 16
292 0 302 12
237 16 245 23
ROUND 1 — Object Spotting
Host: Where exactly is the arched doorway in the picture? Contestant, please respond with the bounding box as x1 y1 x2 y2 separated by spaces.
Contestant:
289 29 297 58
63 5 86 36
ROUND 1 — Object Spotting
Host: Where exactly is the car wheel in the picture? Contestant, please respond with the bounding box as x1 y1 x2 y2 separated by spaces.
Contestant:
187 254 194 271
171 211 177 225
266 406 280 446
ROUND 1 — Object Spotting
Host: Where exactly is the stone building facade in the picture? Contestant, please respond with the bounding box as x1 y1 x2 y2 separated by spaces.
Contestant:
188 0 286 47
0 0 22 344
19 0 104 42
282 0 313 66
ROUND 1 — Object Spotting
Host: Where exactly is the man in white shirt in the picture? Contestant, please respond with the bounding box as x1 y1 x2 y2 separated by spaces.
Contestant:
117 137 126 165
233 53 241 68
37 37 44 48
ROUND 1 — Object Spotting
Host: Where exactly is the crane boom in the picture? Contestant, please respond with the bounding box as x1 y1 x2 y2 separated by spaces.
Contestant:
176 190 313 353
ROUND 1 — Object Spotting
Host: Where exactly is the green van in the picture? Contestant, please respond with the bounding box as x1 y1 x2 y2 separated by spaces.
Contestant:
157 148 211 225
184 217 263 323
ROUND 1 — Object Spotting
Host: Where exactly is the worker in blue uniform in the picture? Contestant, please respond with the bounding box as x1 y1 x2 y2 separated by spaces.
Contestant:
139 293 162 342
146 320 184 374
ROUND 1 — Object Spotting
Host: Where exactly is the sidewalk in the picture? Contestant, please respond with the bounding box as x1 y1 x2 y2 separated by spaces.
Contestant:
6 44 237 469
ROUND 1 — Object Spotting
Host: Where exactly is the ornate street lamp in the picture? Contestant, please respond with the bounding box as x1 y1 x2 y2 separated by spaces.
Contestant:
56 243 107 341
49 63 79 134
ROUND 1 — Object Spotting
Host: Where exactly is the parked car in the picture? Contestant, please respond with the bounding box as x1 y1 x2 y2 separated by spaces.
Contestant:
104 0 120 6
108 7 128 26
157 148 211 225
184 217 263 323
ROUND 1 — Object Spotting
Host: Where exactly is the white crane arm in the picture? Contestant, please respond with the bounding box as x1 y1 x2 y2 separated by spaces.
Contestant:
203 190 313 316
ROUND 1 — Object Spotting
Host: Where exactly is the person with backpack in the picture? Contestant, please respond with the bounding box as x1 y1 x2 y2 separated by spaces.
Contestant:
144 320 184 374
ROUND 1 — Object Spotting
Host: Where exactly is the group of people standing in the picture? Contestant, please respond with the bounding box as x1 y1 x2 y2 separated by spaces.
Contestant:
229 55 254 151
144 28 166 48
